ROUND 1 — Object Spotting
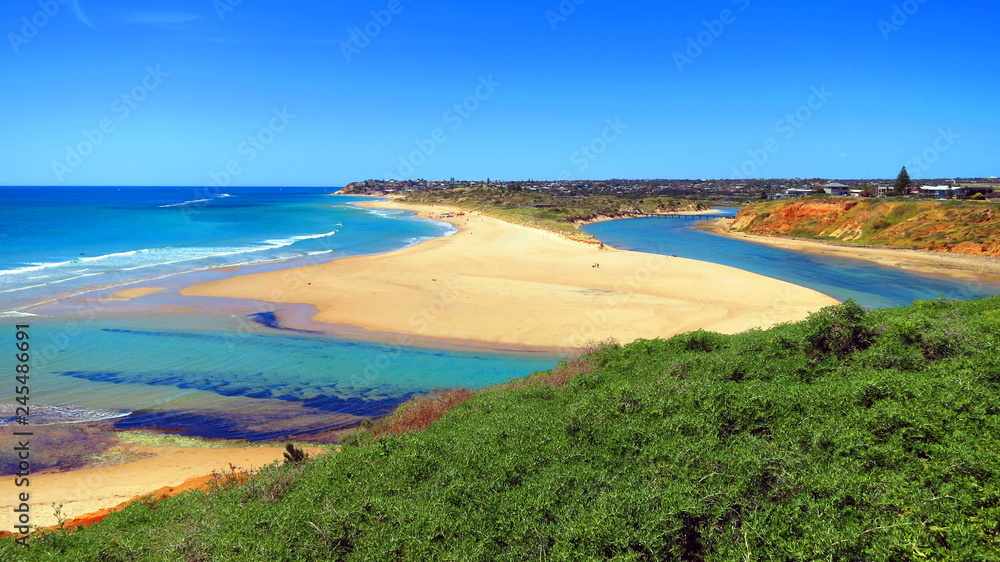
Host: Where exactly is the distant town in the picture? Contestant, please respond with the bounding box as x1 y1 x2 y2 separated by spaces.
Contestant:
345 176 999 202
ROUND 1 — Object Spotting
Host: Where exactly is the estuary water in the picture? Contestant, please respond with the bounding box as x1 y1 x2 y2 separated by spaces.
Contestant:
581 208 1000 309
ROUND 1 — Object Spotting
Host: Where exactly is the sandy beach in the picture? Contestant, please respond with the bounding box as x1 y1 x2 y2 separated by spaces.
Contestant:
0 444 324 529
181 199 840 351
698 218 1000 283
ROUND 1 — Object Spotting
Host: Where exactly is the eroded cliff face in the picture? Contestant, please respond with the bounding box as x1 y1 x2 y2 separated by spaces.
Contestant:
732 198 1000 257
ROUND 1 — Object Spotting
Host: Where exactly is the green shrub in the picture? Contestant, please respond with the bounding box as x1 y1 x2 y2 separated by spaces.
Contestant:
672 329 728 353
803 300 874 359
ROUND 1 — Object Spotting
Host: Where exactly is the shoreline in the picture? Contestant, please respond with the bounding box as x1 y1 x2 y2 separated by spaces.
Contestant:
697 218 1000 283
180 197 839 351
0 440 327 530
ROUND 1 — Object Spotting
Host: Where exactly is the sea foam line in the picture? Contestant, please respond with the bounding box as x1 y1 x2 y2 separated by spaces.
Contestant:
2 230 339 279
0 403 132 426
0 243 341 296
0 272 106 294
262 229 339 246
159 198 212 208
1 259 79 275
1 250 151 276
157 193 233 208
0 311 39 318
79 249 143 263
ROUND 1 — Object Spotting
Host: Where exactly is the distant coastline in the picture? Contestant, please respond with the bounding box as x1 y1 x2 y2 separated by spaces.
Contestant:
336 185 714 244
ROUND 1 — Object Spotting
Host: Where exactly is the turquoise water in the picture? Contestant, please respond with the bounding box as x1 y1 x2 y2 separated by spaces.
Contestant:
582 209 1000 309
0 187 560 444
3 315 555 442
0 187 452 314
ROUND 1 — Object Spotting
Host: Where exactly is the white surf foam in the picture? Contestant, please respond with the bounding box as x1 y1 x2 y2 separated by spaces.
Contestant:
261 230 339 247
0 311 39 318
0 403 131 426
157 192 235 208
158 198 213 208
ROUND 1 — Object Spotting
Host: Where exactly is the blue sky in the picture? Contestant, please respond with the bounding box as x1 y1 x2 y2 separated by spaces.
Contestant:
2 0 997 186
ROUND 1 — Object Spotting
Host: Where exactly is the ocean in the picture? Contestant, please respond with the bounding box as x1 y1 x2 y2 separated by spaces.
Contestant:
1 186 452 314
0 186 560 443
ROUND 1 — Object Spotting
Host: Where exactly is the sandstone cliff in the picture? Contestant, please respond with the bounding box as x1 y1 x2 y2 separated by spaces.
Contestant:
731 197 1000 257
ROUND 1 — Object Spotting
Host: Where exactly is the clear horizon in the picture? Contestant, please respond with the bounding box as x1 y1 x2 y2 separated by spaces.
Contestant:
3 0 997 187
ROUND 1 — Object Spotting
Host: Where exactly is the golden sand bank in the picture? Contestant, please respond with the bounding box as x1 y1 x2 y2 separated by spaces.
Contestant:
181 199 839 351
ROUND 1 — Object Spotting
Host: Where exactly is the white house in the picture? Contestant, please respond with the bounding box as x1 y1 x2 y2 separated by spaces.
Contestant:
918 185 966 199
783 187 815 198
821 182 851 196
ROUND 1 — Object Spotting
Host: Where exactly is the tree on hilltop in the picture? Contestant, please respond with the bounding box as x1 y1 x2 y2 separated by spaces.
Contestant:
894 166 911 196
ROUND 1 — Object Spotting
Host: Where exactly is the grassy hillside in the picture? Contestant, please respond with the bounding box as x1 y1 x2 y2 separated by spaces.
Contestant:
732 197 1000 256
6 297 1000 560
378 188 707 242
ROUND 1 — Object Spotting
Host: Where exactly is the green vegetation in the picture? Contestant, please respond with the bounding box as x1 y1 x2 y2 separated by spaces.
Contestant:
734 197 1000 254
7 297 1000 559
397 188 709 242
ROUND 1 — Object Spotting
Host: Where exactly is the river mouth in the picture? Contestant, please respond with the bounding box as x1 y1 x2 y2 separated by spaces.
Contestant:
581 209 1000 309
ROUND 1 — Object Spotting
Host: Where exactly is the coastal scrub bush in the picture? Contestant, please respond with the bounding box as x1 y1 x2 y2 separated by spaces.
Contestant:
238 458 309 504
496 356 592 391
872 218 892 230
803 299 874 359
208 463 248 489
496 339 619 392
671 329 727 353
369 388 475 437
